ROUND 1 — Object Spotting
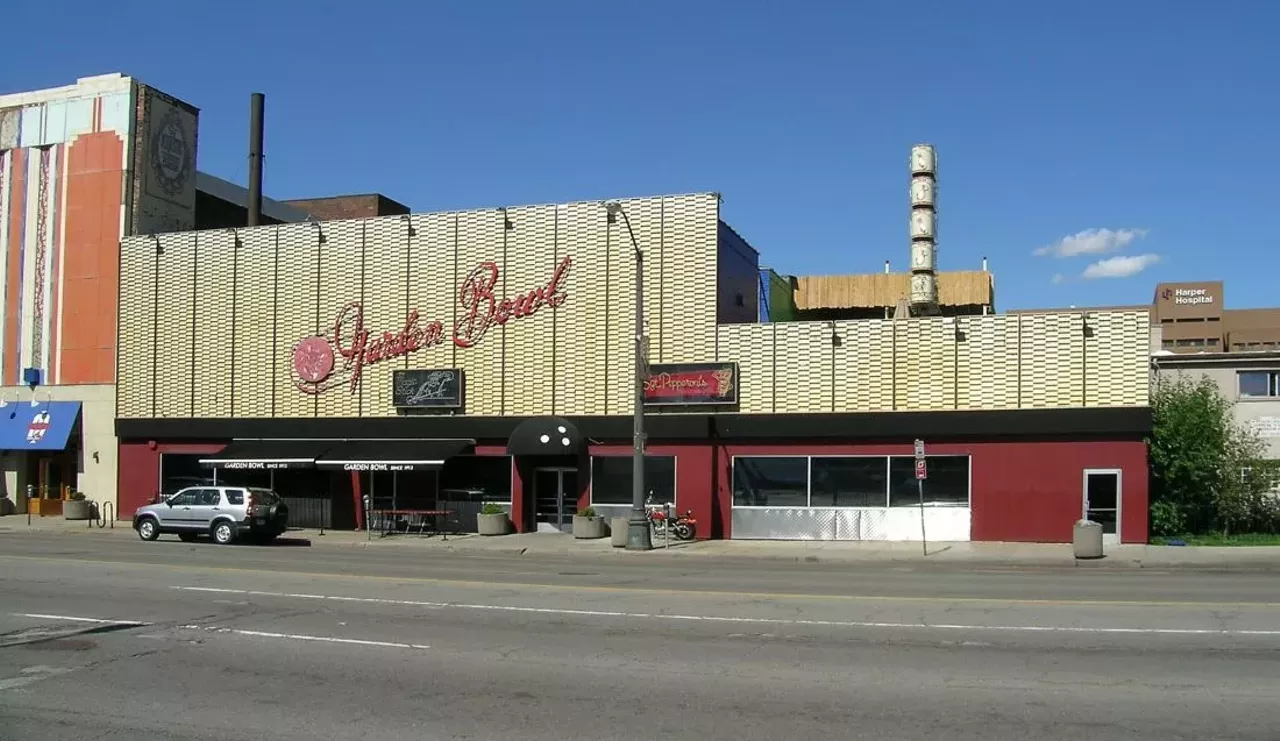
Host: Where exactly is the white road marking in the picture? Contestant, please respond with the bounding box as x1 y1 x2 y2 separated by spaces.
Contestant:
15 613 149 626
171 586 1280 637
178 624 429 650
0 666 75 691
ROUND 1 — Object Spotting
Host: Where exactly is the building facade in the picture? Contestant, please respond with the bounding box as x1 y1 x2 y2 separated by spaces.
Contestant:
115 192 1153 543
1152 280 1280 353
0 73 201 515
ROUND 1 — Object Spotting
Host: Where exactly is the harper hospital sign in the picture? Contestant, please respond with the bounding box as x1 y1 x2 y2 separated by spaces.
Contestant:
292 256 573 394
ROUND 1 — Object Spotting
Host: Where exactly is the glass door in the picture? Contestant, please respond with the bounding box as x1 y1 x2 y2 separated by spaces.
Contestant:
1083 469 1122 544
533 468 578 532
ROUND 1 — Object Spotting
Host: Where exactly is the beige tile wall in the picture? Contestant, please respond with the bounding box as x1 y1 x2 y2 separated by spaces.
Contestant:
117 193 1150 419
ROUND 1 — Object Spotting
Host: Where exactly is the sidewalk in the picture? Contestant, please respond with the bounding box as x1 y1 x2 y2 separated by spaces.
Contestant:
5 514 1280 571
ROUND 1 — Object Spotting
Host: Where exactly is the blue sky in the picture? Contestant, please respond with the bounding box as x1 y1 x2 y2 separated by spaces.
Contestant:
4 0 1276 311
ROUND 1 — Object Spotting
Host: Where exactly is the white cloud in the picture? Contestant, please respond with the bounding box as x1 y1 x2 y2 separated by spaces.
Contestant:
1050 273 1066 284
1034 228 1149 258
1080 253 1161 279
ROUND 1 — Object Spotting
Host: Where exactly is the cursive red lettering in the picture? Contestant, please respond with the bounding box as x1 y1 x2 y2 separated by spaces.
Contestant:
314 256 572 393
453 262 499 348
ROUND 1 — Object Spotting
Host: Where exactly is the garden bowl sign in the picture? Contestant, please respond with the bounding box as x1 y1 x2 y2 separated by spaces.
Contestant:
292 256 572 394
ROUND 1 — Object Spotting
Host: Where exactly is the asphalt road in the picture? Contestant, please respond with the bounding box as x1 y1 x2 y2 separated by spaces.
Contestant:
1 532 1278 740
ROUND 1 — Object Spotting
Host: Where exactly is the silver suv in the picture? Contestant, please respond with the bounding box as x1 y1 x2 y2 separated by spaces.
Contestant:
133 486 290 545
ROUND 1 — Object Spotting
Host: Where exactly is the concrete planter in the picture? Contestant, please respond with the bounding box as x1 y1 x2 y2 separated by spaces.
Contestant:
63 499 93 521
573 515 607 539
611 517 629 547
476 512 509 536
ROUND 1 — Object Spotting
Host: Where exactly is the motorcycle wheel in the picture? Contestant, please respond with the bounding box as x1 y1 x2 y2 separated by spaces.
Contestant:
673 523 694 541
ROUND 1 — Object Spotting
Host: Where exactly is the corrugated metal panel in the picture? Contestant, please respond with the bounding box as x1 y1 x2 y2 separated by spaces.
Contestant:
231 228 275 418
404 212 458 406
358 216 408 418
555 201 608 416
660 194 718 362
1087 309 1149 406
502 205 557 416
454 210 505 416
192 230 235 417
774 322 831 412
718 323 773 413
603 200 641 414
894 318 957 411
273 223 320 418
314 219 364 418
1020 313 1086 407
834 320 894 412
152 233 195 417
116 241 155 418
956 314 1019 409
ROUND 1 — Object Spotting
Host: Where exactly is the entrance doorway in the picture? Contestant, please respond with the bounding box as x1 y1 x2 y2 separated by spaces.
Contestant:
1083 469 1122 544
533 468 577 533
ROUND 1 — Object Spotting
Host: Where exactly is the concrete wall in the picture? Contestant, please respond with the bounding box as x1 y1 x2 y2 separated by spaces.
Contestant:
1157 360 1280 460
0 383 116 515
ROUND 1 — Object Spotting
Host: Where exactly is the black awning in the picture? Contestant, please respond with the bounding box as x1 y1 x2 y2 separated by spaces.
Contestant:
314 439 474 472
506 416 584 456
199 439 332 470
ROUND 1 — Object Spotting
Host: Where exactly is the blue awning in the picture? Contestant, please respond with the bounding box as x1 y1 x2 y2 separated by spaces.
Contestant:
0 401 82 451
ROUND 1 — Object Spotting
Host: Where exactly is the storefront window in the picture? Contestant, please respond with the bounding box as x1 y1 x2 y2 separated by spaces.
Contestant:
589 456 676 506
810 457 888 507
888 456 970 507
159 454 213 499
439 455 512 533
732 456 808 507
732 455 971 508
439 456 512 504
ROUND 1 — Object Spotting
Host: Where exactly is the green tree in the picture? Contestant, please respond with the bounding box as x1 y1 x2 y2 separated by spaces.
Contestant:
1148 374 1267 535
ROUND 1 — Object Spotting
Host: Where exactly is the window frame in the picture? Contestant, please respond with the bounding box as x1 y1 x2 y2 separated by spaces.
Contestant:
729 453 973 509
587 454 680 507
1238 370 1280 399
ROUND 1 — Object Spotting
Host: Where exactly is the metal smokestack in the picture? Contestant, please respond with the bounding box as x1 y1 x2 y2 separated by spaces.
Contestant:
908 144 939 314
247 92 265 227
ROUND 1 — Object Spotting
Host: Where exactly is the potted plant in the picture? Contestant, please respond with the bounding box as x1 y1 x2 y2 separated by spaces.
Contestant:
63 490 92 520
572 506 607 539
476 502 510 536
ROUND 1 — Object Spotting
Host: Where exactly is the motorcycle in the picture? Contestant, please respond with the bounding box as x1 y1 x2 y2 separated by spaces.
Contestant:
645 495 697 541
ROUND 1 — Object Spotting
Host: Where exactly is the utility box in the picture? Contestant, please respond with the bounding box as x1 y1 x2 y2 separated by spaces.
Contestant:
1072 519 1104 559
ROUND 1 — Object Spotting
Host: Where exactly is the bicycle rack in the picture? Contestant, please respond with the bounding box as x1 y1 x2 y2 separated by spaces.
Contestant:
88 501 114 528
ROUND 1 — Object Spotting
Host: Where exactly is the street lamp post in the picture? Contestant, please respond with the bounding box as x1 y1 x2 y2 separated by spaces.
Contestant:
604 201 652 551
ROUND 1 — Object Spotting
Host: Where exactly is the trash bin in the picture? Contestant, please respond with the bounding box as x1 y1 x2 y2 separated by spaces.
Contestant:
1072 519 1104 559
611 517 629 548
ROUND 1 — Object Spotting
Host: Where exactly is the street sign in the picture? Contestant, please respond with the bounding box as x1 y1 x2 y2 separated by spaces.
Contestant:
913 438 926 460
915 459 928 480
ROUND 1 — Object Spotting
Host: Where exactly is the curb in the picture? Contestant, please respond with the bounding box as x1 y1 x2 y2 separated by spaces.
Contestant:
5 526 1280 572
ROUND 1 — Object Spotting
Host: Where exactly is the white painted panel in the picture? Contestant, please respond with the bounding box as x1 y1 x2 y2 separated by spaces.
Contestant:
101 91 132 135
64 98 94 137
19 106 45 147
43 101 67 145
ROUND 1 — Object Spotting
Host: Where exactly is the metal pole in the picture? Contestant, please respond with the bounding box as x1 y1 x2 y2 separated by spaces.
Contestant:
917 478 927 556
617 207 652 551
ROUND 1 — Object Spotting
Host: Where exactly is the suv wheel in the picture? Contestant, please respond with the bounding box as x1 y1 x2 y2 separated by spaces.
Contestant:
137 517 160 541
211 521 236 545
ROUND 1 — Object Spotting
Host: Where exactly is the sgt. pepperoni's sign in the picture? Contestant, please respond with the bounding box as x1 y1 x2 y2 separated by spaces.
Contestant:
292 256 572 394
